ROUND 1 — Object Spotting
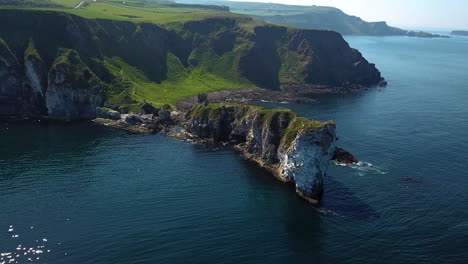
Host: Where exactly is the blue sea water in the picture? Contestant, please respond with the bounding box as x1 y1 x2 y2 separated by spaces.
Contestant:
1 35 468 263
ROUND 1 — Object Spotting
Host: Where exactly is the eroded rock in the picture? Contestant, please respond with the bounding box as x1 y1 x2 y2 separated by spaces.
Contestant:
186 104 337 205
332 147 359 165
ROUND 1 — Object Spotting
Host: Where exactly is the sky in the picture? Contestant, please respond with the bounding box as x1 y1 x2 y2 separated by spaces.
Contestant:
231 0 468 30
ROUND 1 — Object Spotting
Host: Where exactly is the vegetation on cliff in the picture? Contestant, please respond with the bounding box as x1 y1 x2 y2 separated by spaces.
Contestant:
187 103 336 204
50 48 101 90
0 0 383 118
188 104 333 150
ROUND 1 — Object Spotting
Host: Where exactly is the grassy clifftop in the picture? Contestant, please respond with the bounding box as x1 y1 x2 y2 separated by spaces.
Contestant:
0 0 383 112
188 103 334 150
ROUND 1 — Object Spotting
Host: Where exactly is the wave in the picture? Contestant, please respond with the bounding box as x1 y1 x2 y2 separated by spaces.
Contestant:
333 160 387 175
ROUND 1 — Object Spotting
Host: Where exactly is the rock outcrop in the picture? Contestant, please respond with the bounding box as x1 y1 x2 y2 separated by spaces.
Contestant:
96 107 121 120
186 104 337 205
332 147 358 165
0 37 104 120
0 38 22 116
45 49 103 121
22 41 48 116
95 106 175 134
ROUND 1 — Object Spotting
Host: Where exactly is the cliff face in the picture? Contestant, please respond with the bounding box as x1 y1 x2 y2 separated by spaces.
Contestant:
0 37 104 120
45 49 103 121
187 104 337 205
0 38 22 116
284 30 382 86
0 9 383 119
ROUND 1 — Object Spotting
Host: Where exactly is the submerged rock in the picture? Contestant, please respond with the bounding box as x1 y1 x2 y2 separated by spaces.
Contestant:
186 104 337 205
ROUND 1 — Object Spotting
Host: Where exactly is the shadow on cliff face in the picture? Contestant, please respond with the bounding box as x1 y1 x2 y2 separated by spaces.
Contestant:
320 175 379 220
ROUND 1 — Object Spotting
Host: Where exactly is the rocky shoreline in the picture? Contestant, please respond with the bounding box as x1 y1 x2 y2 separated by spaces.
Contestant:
91 101 360 206
1 98 359 207
177 81 387 110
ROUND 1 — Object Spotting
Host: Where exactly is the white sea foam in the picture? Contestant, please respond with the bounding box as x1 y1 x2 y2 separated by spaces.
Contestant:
333 161 387 175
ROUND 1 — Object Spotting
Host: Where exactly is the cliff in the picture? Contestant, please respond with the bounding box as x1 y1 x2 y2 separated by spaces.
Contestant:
178 0 449 38
0 6 382 120
186 104 337 205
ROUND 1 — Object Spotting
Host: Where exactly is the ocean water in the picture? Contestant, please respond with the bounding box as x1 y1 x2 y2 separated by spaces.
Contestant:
1 35 468 263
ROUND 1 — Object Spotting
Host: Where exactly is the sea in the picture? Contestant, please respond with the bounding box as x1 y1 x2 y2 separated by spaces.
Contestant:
1 35 467 263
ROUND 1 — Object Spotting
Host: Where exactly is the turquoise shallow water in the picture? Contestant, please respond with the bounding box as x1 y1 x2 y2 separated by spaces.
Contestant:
1 35 468 263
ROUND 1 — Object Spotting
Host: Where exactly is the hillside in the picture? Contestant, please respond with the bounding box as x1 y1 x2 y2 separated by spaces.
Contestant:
177 0 448 37
0 0 383 120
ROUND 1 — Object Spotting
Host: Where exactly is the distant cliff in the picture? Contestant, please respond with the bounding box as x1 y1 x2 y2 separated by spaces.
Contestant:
0 9 383 120
451 30 468 36
186 104 337 205
177 0 449 38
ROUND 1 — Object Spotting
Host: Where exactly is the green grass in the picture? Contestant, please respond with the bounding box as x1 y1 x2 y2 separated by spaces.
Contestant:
50 48 101 89
0 0 317 109
0 0 249 25
189 103 333 148
281 117 334 148
101 53 248 107
24 39 43 61
0 37 12 57
0 0 262 108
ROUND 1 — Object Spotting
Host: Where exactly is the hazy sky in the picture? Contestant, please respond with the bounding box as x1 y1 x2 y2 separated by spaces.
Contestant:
231 0 468 29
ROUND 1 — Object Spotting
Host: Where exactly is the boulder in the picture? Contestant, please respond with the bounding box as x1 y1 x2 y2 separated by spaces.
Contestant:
158 104 172 123
197 93 209 104
125 114 142 125
332 147 358 165
96 107 121 120
139 101 159 115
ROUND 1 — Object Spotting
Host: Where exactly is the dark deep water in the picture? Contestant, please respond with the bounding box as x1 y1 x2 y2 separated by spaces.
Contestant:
1 36 468 263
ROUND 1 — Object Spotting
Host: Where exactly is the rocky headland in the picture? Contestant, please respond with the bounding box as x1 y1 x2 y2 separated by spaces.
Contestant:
184 104 337 205
0 9 384 121
93 102 360 205
0 6 378 206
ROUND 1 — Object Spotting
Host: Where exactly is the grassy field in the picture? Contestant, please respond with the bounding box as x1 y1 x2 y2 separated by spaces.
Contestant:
102 53 248 109
0 0 260 109
0 0 248 25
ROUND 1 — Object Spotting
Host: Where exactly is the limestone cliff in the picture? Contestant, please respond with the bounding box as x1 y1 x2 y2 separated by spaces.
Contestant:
186 104 337 205
0 38 22 116
0 37 103 120
46 49 103 121
21 40 48 116
0 9 383 119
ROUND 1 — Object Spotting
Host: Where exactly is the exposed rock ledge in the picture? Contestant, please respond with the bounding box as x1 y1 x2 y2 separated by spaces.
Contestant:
332 147 359 165
93 105 176 134
184 104 337 205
